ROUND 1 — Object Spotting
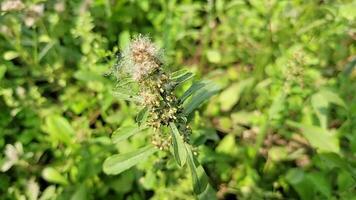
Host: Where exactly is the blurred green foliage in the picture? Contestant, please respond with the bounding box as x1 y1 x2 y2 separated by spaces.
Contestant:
0 0 355 199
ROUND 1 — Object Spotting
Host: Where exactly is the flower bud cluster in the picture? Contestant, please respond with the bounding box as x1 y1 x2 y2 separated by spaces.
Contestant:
119 35 191 149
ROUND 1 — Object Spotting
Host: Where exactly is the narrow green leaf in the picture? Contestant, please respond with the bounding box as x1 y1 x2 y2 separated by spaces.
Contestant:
112 91 141 103
185 144 210 195
171 69 194 85
103 145 157 175
197 184 217 200
169 122 187 167
180 81 206 103
287 121 339 153
111 126 146 143
136 107 149 126
183 81 220 115
74 70 108 83
42 167 68 185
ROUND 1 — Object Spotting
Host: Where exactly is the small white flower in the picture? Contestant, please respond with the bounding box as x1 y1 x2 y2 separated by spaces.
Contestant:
1 142 23 172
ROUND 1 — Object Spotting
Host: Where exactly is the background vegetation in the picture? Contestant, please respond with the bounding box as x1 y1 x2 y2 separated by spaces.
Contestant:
0 0 355 199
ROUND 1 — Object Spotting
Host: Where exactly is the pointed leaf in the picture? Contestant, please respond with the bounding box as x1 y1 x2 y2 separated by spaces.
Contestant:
111 126 146 143
103 145 157 175
112 91 141 102
320 90 347 108
287 121 339 153
42 167 68 185
180 81 206 103
171 69 194 85
186 144 210 195
169 122 187 167
183 81 220 115
136 107 149 126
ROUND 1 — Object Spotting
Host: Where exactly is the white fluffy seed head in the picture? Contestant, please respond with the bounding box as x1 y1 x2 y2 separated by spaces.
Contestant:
119 34 163 81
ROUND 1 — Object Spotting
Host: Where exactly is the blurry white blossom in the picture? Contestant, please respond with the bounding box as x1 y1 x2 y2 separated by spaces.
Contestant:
27 178 40 200
54 0 65 12
1 142 23 172
1 0 24 12
24 4 44 27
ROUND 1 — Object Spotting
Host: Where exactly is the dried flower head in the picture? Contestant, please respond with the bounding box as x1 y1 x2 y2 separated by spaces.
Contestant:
119 35 162 81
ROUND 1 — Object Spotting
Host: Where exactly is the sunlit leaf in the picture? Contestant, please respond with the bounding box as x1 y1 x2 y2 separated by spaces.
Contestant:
42 167 68 185
103 145 157 175
206 50 221 64
3 51 19 60
287 121 339 153
219 78 254 112
44 115 74 146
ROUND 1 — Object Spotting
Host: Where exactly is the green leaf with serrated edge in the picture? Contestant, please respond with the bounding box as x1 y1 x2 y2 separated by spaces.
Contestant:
111 126 147 143
169 122 187 167
185 144 210 195
183 82 220 115
180 81 206 103
287 121 339 153
103 145 157 175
